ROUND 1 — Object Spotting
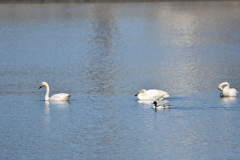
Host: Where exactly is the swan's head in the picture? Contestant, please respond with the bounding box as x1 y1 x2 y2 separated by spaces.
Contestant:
135 89 146 96
39 81 48 89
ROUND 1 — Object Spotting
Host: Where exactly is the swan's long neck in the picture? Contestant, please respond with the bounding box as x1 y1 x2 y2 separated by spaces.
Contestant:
218 85 223 91
218 82 229 91
44 83 50 101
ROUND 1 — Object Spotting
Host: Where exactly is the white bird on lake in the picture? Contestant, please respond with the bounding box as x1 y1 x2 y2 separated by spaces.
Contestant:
135 89 169 100
39 81 71 101
152 101 170 109
218 82 238 97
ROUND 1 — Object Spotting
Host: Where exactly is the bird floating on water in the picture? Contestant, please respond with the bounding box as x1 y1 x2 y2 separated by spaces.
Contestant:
152 101 170 109
218 82 238 97
135 89 169 100
39 81 71 101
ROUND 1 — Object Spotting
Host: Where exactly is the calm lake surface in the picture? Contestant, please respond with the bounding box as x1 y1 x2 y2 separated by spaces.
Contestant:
1 2 240 159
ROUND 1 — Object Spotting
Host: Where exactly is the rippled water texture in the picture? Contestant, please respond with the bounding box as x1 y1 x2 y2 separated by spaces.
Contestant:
1 2 240 159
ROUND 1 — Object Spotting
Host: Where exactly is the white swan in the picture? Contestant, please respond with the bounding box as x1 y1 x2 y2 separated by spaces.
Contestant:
135 89 169 100
152 101 170 109
218 82 238 97
39 81 71 101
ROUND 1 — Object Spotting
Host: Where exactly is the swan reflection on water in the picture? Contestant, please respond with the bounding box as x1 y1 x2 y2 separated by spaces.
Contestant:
137 99 169 104
137 99 170 109
43 101 70 126
44 100 70 114
219 97 237 103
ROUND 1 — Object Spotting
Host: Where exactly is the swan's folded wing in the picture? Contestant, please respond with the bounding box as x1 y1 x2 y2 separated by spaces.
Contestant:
50 93 71 101
146 90 169 99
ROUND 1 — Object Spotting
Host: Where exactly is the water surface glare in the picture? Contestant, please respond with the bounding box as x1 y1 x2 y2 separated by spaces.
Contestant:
1 2 240 160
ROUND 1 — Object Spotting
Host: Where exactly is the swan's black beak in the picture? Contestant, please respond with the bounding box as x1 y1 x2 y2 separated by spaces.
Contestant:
135 94 137 96
39 86 42 89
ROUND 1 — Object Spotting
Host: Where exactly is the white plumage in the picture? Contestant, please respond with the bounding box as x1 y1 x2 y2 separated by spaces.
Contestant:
39 81 71 101
135 89 169 100
218 82 238 97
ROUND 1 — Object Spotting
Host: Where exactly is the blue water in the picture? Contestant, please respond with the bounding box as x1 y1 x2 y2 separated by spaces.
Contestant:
1 2 240 159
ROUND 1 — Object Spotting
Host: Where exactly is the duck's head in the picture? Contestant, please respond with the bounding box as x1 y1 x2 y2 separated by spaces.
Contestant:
152 101 157 106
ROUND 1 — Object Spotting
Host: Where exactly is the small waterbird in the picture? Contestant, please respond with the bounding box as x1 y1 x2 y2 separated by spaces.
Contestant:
152 101 170 110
